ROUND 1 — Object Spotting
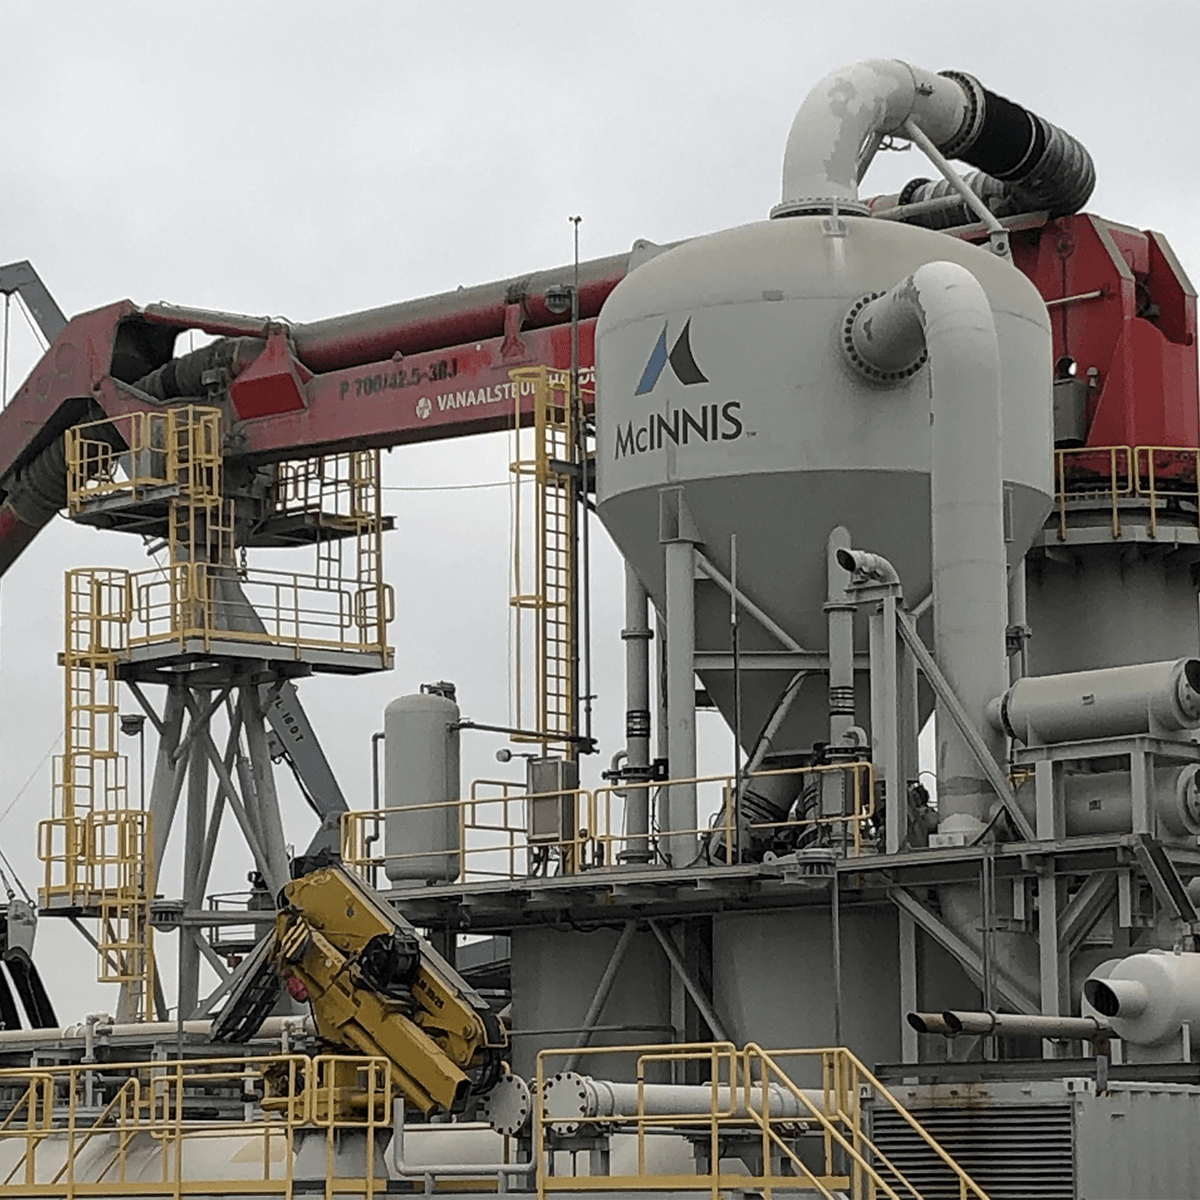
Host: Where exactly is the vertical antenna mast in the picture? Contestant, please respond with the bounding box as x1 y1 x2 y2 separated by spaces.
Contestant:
570 215 593 751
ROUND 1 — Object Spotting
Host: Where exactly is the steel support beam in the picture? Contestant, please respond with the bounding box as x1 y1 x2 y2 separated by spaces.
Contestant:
178 705 209 1018
1058 872 1118 955
240 686 290 891
660 489 699 866
183 693 281 895
889 886 1039 1015
148 685 188 891
871 596 903 855
895 611 1037 841
695 553 810 655
899 912 919 1063
648 919 728 1043
194 706 245 905
563 921 638 1072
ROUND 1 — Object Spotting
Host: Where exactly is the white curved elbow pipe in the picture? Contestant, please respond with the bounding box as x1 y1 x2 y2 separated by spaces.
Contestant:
775 60 968 217
835 548 901 586
775 59 1095 221
1086 977 1150 1021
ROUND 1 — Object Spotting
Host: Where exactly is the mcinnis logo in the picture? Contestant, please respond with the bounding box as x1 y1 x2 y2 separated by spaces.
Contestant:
614 400 743 459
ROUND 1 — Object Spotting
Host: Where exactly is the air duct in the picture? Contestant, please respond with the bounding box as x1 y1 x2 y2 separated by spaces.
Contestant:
773 59 1093 222
845 261 1008 832
845 259 1044 1005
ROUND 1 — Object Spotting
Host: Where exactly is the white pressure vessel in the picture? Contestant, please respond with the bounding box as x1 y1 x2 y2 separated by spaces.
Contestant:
383 690 461 884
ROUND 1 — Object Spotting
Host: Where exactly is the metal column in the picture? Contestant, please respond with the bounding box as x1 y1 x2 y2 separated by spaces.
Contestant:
241 685 290 893
660 488 700 867
825 527 856 745
622 564 653 864
178 719 209 1019
148 685 187 892
869 596 902 855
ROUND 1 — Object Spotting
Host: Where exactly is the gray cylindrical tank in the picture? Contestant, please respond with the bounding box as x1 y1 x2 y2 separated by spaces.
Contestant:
990 659 1200 746
595 216 1053 753
383 691 461 884
1015 764 1200 840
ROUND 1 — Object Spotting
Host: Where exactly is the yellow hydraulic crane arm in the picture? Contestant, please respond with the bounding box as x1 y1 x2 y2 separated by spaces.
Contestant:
274 864 506 1116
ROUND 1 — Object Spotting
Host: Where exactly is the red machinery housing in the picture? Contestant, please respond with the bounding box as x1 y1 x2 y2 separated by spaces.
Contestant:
0 215 1195 580
1013 214 1198 448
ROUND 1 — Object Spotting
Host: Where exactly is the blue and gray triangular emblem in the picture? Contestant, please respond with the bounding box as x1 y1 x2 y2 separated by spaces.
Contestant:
635 319 709 395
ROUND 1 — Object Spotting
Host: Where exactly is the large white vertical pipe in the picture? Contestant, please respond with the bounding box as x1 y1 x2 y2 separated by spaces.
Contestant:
622 564 653 864
848 262 1009 833
659 488 700 867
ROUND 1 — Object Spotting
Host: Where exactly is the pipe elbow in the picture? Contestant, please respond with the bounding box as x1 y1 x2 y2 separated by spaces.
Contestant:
775 59 967 217
836 548 900 587
843 261 994 386
776 60 1094 222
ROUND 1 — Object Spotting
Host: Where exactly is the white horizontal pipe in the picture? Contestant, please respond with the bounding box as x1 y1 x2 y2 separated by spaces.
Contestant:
0 1015 314 1050
543 1072 822 1123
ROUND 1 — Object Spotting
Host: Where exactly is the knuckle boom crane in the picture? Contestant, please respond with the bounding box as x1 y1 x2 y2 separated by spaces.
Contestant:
222 860 508 1119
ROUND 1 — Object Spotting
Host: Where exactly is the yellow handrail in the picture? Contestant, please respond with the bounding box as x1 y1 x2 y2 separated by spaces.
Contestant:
745 1044 991 1200
532 1041 992 1200
342 760 876 884
1055 444 1200 540
0 1054 394 1198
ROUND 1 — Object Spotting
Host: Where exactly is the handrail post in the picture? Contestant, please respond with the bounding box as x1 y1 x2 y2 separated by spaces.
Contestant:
1056 450 1067 540
1146 446 1159 538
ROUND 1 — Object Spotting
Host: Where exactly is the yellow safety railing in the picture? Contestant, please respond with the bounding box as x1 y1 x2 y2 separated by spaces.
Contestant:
64 408 393 666
39 567 157 1017
1055 444 1200 539
0 1054 394 1198
534 1042 991 1200
341 761 875 883
65 407 222 514
127 562 392 658
1134 445 1200 538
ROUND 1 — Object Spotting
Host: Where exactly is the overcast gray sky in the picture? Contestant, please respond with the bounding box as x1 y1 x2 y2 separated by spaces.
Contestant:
1 0 1197 1018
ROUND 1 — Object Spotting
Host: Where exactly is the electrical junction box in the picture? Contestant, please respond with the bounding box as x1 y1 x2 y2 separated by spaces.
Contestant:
526 757 579 846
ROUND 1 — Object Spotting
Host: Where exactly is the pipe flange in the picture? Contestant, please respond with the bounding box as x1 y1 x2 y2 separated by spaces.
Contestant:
478 1072 532 1137
771 197 871 220
897 177 933 206
842 293 928 384
936 70 986 159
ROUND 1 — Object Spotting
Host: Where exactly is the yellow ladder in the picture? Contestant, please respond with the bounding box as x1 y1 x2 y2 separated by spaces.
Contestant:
41 568 156 1018
508 366 585 751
